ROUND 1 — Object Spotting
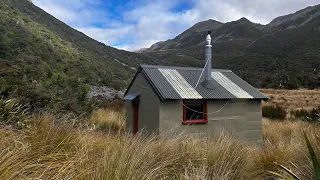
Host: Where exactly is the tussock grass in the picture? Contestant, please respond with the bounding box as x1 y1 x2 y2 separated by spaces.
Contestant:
262 105 287 120
261 89 320 111
290 107 320 122
1 109 320 179
0 115 83 179
0 113 258 179
179 131 258 179
88 109 125 133
258 119 320 179
261 89 320 121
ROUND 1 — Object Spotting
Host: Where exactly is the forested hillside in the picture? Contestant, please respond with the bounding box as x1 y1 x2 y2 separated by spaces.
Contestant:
0 0 157 113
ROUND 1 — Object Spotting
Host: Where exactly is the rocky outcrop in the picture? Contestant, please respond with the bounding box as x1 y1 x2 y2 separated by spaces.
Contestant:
89 86 124 101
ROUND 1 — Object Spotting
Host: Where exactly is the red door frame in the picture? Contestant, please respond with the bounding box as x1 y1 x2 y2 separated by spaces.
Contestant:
133 103 139 135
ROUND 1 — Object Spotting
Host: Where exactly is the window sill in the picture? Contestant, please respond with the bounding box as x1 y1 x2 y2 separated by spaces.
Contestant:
182 120 208 125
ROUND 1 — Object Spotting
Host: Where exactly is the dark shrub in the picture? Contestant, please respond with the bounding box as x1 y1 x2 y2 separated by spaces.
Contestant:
290 107 320 122
262 105 287 120
290 109 309 120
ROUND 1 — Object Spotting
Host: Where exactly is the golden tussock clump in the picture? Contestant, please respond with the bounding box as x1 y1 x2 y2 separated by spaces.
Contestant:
0 110 319 179
88 108 125 133
261 89 320 111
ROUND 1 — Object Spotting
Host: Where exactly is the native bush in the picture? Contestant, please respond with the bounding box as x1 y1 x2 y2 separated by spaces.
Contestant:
290 109 310 119
262 105 287 120
0 98 28 127
290 107 320 122
0 0 150 115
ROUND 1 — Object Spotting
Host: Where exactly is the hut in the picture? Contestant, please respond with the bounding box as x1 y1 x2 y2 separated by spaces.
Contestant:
124 32 268 141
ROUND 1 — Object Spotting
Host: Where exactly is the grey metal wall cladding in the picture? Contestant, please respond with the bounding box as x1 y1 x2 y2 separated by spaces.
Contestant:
141 65 268 100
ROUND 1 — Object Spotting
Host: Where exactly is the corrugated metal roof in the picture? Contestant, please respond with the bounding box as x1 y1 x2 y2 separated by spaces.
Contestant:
211 72 254 99
138 65 268 101
158 69 202 99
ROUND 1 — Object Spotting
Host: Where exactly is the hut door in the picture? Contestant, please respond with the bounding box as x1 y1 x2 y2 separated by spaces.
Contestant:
133 102 139 135
124 94 140 135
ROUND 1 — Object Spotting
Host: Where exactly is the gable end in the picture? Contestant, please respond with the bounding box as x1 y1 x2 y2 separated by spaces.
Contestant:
125 68 164 102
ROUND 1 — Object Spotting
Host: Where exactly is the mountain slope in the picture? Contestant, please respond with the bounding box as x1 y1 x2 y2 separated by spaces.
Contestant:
146 18 264 51
148 19 223 51
211 18 264 42
143 5 320 89
0 0 157 113
264 4 320 33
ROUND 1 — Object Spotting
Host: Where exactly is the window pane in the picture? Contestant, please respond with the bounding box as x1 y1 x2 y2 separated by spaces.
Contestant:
185 100 204 120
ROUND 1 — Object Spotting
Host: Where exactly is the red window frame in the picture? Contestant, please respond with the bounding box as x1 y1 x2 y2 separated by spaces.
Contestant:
182 99 208 125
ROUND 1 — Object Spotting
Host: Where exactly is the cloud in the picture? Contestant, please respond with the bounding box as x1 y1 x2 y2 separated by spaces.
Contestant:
33 0 320 51
114 40 157 52
195 0 320 24
32 0 109 27
76 25 134 45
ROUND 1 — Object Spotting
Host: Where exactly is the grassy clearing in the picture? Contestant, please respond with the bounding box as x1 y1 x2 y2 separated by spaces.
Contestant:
261 89 320 121
0 110 320 179
261 89 320 111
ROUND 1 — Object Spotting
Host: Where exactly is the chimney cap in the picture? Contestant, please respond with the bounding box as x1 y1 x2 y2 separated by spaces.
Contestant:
206 33 211 42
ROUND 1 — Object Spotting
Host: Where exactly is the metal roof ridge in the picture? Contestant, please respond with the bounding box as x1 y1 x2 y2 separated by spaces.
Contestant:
140 64 232 72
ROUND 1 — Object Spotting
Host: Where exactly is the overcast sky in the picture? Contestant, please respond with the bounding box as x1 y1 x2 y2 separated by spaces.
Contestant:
33 0 319 51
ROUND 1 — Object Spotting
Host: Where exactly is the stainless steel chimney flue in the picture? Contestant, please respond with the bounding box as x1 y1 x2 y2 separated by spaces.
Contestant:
201 31 215 90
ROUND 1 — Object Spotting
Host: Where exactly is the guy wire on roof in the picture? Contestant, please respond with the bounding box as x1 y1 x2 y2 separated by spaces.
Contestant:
195 57 210 89
180 100 229 115
160 100 230 121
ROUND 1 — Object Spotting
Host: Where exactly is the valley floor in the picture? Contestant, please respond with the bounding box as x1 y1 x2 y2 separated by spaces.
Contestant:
261 89 320 111
0 89 319 179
